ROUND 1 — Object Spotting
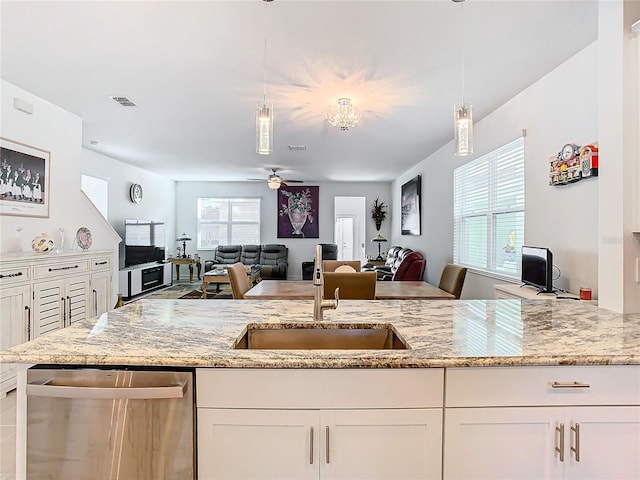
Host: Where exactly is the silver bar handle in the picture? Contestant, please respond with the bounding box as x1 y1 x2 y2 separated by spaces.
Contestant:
61 297 66 326
93 289 98 316
326 425 330 464
555 423 565 462
552 381 590 389
49 265 79 272
571 423 581 462
309 427 314 465
26 379 187 400
66 295 71 325
0 271 23 278
25 306 31 341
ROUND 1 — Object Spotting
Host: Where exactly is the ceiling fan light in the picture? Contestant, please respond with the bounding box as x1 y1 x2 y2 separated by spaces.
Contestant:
267 178 281 189
256 102 273 155
454 102 473 156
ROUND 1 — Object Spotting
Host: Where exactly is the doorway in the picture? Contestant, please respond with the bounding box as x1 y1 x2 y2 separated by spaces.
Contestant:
334 197 366 263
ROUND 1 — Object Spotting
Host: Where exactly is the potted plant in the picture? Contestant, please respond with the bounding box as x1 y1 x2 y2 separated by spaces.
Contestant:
371 198 387 231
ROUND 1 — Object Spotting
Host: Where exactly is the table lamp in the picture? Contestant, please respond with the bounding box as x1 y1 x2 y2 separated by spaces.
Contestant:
371 234 387 261
176 233 192 258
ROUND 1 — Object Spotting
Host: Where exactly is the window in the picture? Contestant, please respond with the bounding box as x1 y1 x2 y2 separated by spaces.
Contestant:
197 198 260 249
81 174 108 219
453 137 524 279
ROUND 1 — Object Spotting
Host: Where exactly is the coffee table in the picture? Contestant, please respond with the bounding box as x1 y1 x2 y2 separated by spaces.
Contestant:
168 257 202 283
201 267 261 299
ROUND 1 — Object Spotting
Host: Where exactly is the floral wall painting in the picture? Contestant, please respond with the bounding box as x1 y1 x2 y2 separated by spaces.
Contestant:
0 137 50 218
278 185 319 238
401 175 421 235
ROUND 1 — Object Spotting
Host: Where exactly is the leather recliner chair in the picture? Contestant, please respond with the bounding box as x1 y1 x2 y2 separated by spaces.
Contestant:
259 244 289 280
380 251 426 281
302 243 338 280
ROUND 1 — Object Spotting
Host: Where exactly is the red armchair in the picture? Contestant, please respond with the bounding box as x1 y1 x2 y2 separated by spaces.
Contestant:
380 251 426 281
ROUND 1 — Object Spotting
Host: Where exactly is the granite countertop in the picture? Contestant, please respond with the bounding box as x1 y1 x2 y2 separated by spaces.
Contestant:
2 299 640 368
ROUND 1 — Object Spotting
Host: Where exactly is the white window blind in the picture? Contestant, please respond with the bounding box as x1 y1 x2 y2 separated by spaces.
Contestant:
197 198 260 249
453 137 525 279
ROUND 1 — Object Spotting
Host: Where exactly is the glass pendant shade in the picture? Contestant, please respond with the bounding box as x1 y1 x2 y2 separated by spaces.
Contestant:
327 98 361 131
454 102 473 156
256 102 273 155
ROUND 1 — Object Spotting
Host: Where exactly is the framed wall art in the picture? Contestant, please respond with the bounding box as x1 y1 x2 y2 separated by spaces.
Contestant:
0 137 51 218
401 175 421 235
278 185 319 238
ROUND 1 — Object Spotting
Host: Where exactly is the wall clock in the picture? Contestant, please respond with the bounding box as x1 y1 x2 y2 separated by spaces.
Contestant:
130 183 143 203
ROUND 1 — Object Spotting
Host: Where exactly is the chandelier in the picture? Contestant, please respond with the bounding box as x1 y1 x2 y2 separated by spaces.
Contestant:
327 98 361 131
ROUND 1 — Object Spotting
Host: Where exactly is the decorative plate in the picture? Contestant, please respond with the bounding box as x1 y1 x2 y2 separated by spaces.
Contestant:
76 227 93 250
130 183 143 203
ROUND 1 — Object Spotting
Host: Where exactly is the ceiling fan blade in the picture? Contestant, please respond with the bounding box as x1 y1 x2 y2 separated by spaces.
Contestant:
282 179 304 183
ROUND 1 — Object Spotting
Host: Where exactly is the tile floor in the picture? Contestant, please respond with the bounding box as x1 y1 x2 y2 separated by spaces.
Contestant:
0 390 16 480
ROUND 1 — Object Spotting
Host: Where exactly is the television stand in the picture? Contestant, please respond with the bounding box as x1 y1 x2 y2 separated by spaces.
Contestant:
495 284 579 300
119 262 172 299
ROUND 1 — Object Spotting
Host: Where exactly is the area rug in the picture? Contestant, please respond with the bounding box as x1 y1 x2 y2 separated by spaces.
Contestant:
178 289 232 300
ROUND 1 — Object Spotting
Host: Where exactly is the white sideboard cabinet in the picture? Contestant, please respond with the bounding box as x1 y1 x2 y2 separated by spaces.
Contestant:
494 283 580 300
0 250 115 397
196 368 444 480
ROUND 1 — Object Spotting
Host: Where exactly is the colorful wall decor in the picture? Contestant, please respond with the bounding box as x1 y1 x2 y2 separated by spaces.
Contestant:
277 185 319 238
549 142 598 186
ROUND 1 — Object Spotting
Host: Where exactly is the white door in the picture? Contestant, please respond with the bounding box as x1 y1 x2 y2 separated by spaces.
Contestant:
64 276 89 325
322 408 442 480
198 408 318 480
565 406 640 480
33 281 63 337
335 216 355 260
90 272 111 318
444 406 565 480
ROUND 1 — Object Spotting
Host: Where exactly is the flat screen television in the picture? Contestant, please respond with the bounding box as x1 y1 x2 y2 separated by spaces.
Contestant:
124 219 166 267
521 245 554 293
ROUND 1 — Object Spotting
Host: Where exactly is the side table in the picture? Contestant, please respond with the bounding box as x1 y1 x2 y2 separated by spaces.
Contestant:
169 257 202 283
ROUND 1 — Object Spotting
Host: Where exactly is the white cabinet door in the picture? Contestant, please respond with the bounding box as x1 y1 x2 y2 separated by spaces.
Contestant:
565 407 640 480
321 408 442 480
33 275 89 335
89 272 111 318
0 284 30 396
198 409 318 480
444 407 565 480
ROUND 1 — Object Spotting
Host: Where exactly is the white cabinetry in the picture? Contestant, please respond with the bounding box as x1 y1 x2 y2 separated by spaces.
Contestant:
0 250 115 396
443 366 640 480
196 368 444 480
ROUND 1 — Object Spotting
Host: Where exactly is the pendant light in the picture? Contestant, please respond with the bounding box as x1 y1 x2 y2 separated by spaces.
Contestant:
453 0 473 156
256 0 274 155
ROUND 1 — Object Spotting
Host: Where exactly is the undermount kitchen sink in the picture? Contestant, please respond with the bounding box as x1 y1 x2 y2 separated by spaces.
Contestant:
234 323 409 350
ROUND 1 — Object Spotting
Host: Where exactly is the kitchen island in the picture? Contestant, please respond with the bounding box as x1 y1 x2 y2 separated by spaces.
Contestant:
3 298 640 479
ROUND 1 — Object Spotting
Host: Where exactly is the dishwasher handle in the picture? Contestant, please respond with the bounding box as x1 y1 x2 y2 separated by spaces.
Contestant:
26 379 188 400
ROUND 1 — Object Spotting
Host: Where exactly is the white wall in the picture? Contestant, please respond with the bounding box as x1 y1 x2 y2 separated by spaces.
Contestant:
81 148 176 269
175 181 392 279
392 43 599 299
0 80 120 254
1 80 120 303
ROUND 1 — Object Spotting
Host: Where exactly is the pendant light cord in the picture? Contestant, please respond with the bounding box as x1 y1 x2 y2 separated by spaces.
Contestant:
263 3 268 103
460 0 465 104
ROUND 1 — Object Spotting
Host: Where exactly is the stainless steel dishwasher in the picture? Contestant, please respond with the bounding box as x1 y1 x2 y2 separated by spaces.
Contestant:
26 367 194 480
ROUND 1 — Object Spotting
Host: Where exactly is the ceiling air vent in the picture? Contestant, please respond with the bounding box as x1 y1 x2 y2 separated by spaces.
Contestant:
109 96 137 107
288 145 307 151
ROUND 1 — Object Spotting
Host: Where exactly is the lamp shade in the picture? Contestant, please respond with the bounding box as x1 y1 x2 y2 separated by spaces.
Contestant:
176 233 192 242
371 234 387 243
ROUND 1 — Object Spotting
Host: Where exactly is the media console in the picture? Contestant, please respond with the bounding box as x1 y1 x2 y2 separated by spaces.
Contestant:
119 262 172 299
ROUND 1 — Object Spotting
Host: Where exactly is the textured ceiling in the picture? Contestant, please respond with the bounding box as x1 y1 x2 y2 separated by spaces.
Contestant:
1 0 598 183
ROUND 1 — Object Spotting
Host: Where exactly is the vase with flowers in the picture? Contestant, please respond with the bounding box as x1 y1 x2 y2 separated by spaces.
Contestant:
279 188 314 236
371 198 387 231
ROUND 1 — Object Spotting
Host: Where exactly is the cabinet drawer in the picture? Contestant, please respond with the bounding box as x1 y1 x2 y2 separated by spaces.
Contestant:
197 368 444 409
90 256 111 272
0 264 30 286
33 259 90 279
446 365 640 407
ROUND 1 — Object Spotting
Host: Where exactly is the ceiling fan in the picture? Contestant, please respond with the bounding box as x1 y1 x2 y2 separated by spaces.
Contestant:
248 168 304 190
